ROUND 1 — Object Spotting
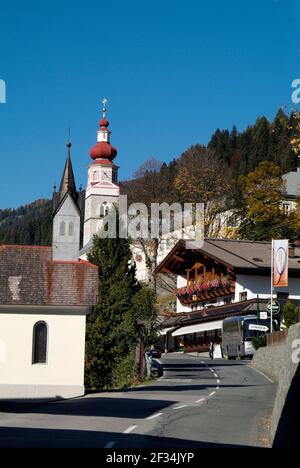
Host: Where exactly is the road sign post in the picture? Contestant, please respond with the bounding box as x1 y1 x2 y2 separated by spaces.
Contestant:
267 299 280 317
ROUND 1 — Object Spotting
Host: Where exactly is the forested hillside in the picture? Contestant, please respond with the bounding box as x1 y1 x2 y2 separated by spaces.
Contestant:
121 109 299 200
208 108 299 175
1 109 299 246
0 199 52 245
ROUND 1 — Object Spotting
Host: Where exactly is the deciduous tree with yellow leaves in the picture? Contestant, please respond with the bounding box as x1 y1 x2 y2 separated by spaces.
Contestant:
238 161 297 241
174 146 235 237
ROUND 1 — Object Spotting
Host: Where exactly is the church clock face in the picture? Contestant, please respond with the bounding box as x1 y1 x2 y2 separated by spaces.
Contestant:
101 170 111 181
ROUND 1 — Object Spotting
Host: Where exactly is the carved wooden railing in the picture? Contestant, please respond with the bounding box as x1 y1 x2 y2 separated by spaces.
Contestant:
176 278 235 304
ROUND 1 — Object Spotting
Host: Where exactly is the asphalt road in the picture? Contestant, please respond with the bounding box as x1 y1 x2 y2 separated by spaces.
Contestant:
0 353 276 448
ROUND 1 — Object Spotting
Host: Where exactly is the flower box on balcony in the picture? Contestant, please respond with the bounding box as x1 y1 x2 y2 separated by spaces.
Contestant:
176 278 235 304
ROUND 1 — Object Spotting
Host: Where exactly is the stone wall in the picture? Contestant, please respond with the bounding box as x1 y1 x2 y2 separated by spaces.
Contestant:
251 323 300 446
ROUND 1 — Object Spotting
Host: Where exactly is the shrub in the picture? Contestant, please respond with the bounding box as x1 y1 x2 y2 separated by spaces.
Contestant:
283 302 300 328
111 352 137 389
252 335 267 350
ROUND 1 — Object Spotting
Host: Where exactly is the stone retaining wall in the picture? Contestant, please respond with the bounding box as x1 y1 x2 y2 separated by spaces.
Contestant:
251 323 300 445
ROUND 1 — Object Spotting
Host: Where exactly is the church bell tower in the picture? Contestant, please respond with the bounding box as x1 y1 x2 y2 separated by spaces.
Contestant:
83 99 120 246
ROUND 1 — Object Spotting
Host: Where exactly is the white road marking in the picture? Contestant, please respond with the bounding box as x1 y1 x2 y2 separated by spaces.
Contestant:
173 405 187 410
217 379 220 384
216 386 220 390
147 413 163 420
210 368 215 373
163 378 193 383
123 425 138 434
105 441 115 448
209 391 216 397
214 373 218 378
195 398 205 403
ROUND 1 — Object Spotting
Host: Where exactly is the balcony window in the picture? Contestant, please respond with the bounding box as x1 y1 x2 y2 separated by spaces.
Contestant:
239 291 248 302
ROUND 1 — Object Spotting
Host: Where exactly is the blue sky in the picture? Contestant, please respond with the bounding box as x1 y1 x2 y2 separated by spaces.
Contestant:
0 0 300 208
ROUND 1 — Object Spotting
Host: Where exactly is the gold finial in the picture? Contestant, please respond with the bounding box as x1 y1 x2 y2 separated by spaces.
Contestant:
102 97 107 118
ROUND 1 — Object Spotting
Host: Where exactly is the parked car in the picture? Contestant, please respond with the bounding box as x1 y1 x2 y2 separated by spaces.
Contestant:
150 348 162 358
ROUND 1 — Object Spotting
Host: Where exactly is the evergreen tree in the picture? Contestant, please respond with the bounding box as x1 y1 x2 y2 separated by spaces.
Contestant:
85 222 140 389
0 199 52 246
208 128 232 166
85 211 158 389
289 110 300 169
270 109 296 172
132 286 158 348
249 116 271 169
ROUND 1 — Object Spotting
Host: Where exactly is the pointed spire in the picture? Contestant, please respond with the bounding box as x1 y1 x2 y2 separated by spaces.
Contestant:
58 141 77 201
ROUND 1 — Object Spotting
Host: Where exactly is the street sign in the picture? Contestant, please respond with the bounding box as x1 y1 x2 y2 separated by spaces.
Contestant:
267 299 281 316
249 324 269 332
260 312 268 320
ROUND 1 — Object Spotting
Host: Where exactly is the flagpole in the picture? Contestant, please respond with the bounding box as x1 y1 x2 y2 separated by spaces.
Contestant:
270 239 274 334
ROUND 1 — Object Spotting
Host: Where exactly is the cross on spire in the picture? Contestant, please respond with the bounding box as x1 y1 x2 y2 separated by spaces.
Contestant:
102 97 107 118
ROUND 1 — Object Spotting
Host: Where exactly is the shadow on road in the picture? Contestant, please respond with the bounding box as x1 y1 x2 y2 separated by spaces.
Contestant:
0 426 258 448
118 384 258 393
180 360 248 367
0 396 176 419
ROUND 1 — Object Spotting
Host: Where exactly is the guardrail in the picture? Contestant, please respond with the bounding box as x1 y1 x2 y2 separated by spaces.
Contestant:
266 329 289 347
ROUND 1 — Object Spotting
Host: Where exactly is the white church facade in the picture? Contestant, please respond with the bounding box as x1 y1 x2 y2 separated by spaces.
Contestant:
0 100 159 401
0 243 98 400
0 137 99 400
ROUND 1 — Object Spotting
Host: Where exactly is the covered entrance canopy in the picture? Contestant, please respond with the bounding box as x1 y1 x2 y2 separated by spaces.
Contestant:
158 327 175 336
172 320 223 337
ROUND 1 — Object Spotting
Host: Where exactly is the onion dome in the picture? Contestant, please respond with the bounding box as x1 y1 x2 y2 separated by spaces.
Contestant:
90 98 117 161
90 141 117 160
100 117 109 127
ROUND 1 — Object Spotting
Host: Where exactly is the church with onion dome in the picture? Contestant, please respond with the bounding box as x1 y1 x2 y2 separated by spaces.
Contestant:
52 99 182 283
82 99 120 248
52 99 120 261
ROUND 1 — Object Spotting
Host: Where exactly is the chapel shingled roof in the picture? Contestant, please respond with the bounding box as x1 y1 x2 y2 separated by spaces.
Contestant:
0 245 98 306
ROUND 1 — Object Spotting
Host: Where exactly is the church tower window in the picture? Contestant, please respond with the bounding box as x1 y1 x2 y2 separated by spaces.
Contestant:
59 221 66 236
100 202 109 217
68 222 74 236
32 321 48 364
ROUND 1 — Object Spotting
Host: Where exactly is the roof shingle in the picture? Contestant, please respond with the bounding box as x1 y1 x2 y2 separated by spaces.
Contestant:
0 245 98 306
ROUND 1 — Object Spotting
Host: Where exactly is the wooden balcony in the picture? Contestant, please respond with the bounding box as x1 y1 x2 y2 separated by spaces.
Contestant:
176 279 235 305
